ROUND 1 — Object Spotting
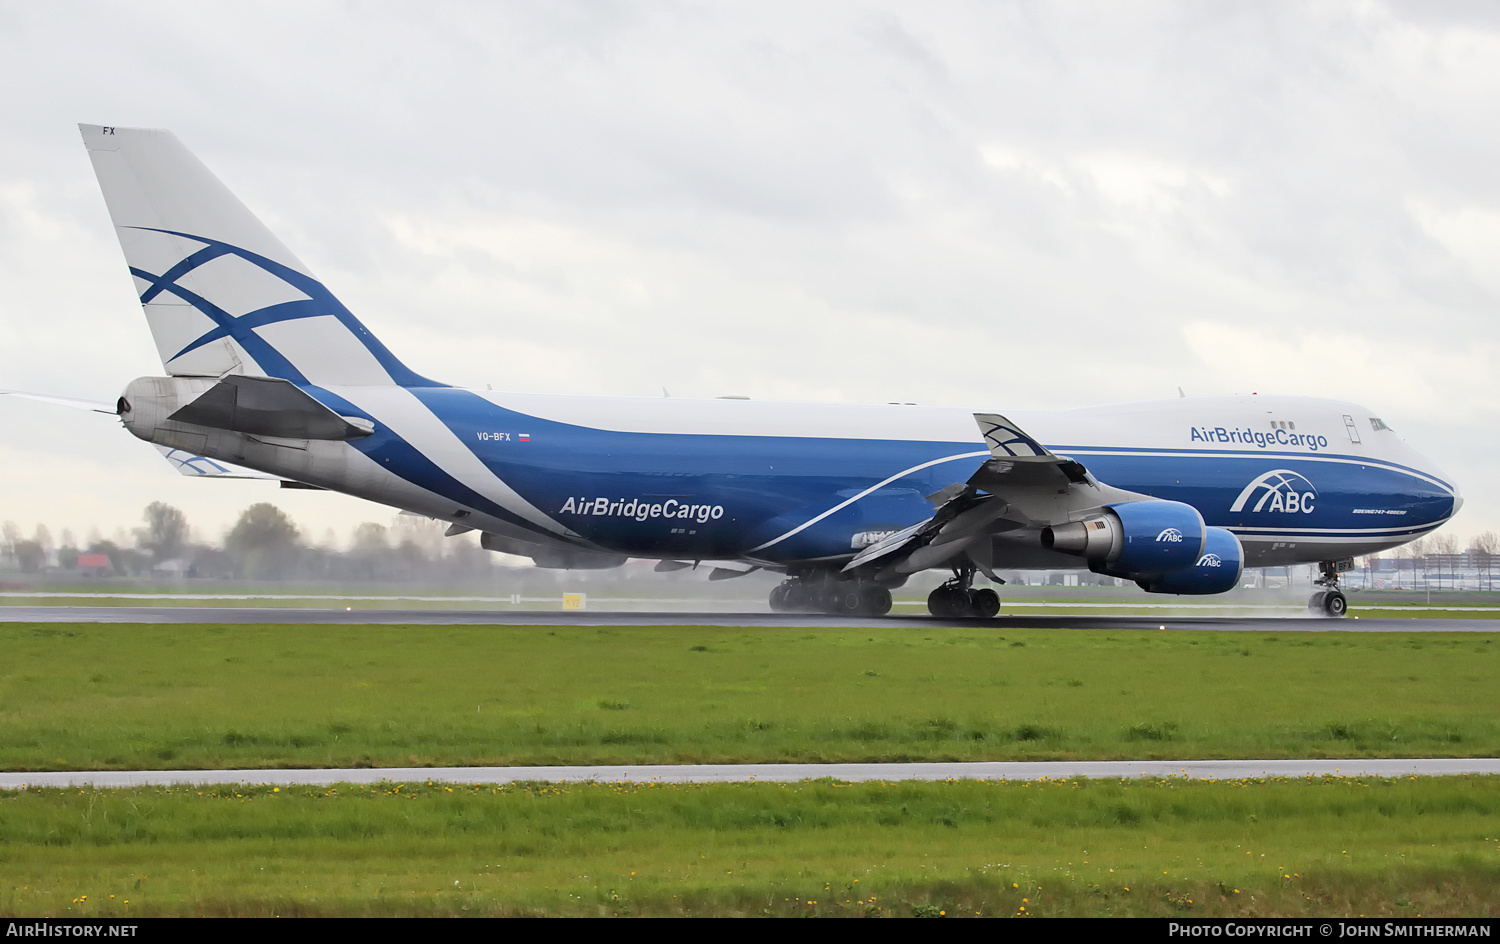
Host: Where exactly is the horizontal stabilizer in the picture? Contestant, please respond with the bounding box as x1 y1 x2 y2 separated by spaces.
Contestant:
154 445 280 480
168 375 373 440
0 389 118 414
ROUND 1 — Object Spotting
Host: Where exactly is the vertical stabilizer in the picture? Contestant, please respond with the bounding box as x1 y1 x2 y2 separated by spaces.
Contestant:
79 124 434 387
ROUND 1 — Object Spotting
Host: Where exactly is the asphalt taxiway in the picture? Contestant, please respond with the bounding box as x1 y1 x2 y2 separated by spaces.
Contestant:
3 758 1497 791
0 605 1497 631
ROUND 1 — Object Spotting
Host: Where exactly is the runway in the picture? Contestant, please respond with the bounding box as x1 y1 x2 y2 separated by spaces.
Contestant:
3 758 1497 790
1 604 1497 631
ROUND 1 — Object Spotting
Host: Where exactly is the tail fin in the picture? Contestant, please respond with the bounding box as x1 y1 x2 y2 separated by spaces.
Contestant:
79 124 436 388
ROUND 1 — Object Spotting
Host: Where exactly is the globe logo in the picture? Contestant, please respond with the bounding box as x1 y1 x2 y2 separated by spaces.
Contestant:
1229 470 1318 514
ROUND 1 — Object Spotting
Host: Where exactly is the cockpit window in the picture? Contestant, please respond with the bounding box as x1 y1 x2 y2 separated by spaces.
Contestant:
1370 418 1390 431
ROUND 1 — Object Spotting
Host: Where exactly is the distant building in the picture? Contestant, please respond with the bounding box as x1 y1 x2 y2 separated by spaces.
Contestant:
77 553 112 577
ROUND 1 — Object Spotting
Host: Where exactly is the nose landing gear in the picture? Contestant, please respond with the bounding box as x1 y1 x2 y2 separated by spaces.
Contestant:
1308 559 1352 617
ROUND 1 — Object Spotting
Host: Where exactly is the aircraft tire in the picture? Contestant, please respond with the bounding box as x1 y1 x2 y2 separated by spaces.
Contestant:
769 583 791 612
831 587 865 616
784 582 813 611
927 587 952 617
858 586 893 616
1322 591 1347 618
927 586 969 618
1307 590 1327 614
969 588 1000 618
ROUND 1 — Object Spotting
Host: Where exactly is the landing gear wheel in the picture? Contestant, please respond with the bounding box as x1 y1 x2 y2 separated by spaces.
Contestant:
829 586 865 616
924 559 1003 619
1307 590 1347 617
784 582 812 611
1322 591 1347 618
1310 559 1352 619
858 586 893 616
927 586 968 618
927 585 1001 619
969 588 1000 618
769 583 792 612
1307 590 1327 614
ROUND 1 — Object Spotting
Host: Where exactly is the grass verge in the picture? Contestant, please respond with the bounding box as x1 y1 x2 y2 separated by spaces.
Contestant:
1 623 1496 769
1 776 1495 917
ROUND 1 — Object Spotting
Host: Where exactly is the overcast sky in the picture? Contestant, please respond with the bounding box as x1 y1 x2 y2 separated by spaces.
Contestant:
0 1 1494 551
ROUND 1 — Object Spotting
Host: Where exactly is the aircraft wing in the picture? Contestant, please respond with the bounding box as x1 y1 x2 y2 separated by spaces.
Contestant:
842 413 1126 580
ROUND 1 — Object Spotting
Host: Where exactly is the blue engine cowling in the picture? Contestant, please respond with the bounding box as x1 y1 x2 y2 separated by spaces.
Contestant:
1104 500 1207 576
1135 526 1244 595
1045 499 1207 578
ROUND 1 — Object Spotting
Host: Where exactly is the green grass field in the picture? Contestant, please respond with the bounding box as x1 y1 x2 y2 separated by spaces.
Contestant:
3 777 1495 917
1 619 1495 917
0 622 1495 770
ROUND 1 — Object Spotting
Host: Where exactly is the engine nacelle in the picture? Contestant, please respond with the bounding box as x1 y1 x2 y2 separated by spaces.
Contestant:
1043 500 1207 577
1135 526 1244 595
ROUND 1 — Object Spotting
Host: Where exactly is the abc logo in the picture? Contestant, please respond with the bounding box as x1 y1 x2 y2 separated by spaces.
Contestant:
1230 470 1317 515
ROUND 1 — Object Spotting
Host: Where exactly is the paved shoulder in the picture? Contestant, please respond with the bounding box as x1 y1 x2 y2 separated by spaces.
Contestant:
3 758 1497 789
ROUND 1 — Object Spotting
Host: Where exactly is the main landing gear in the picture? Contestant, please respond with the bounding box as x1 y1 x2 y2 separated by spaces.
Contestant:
769 574 894 616
1308 559 1352 618
926 561 1001 619
767 562 1003 620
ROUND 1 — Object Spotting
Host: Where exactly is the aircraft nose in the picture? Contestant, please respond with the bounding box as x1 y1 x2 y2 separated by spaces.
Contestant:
1399 440 1461 526
1425 458 1462 521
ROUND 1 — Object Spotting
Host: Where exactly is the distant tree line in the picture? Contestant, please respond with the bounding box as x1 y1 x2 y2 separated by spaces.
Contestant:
3 504 1496 588
0 502 496 584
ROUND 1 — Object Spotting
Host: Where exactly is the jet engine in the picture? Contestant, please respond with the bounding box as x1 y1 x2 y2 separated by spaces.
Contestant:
1041 500 1207 578
1134 526 1244 595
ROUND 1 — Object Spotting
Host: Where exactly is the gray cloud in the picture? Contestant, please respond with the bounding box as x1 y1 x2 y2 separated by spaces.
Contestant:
0 0 1491 544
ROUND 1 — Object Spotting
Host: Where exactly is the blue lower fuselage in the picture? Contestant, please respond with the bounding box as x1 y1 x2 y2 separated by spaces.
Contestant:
320 387 1459 569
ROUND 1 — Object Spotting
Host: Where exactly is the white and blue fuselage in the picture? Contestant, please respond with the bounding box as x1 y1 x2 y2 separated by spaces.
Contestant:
180 383 1454 571
73 124 1461 615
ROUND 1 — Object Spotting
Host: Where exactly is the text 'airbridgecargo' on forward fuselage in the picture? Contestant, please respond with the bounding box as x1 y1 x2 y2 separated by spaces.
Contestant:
559 497 726 523
1189 426 1331 451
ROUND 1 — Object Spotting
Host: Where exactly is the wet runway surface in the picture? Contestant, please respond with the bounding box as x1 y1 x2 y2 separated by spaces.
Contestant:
0 605 1497 631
